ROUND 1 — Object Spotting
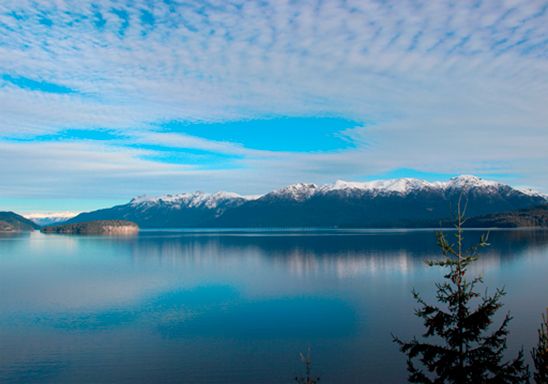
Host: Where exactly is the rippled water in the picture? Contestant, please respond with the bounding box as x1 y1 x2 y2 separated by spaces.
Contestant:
1 229 547 383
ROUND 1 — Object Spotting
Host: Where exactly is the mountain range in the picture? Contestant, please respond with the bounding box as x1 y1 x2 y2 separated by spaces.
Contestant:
66 175 547 228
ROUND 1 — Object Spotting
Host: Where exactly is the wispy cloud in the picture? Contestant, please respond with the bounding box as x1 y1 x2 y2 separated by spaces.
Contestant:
0 0 547 209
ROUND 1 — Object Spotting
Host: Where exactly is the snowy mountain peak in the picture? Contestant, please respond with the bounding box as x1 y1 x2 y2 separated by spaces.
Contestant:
321 178 435 195
325 180 368 191
446 175 501 189
269 183 318 201
369 178 434 193
25 211 78 226
130 191 257 209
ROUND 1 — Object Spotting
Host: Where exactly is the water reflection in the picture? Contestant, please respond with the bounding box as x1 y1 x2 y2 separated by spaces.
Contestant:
1 229 547 384
123 229 548 277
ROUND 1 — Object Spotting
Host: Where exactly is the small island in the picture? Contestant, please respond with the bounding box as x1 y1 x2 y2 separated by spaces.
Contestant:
41 220 139 235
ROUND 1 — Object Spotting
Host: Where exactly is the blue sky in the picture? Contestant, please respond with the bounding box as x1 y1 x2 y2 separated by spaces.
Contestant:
0 0 547 213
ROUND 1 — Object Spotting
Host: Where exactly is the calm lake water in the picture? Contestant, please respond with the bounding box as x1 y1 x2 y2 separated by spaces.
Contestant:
1 229 547 383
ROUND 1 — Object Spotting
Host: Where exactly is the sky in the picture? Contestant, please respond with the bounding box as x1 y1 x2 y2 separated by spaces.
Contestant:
0 0 547 214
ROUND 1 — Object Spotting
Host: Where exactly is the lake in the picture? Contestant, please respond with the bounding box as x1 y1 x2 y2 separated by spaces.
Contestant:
1 229 547 383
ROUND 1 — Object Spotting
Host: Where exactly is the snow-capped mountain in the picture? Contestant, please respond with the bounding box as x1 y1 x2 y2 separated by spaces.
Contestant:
25 212 78 226
67 176 546 228
265 183 318 201
267 175 517 199
130 191 258 210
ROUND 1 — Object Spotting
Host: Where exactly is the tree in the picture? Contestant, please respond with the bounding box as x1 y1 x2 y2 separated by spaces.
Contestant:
295 348 320 384
532 309 548 384
393 202 529 383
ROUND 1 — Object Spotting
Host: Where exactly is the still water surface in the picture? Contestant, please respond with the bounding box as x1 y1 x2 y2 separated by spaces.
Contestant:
0 229 547 383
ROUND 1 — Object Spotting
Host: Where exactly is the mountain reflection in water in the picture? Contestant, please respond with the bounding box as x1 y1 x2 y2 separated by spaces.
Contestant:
123 229 548 277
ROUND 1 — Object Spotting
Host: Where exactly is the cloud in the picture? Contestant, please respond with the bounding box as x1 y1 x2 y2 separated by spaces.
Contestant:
0 0 547 206
0 140 190 198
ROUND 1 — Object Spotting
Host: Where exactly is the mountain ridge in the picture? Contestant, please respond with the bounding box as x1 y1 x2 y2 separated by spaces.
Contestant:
0 211 41 231
65 176 547 228
464 204 548 228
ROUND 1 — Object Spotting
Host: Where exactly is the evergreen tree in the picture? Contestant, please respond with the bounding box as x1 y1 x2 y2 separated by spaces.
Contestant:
532 309 548 384
295 348 320 384
393 203 529 383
